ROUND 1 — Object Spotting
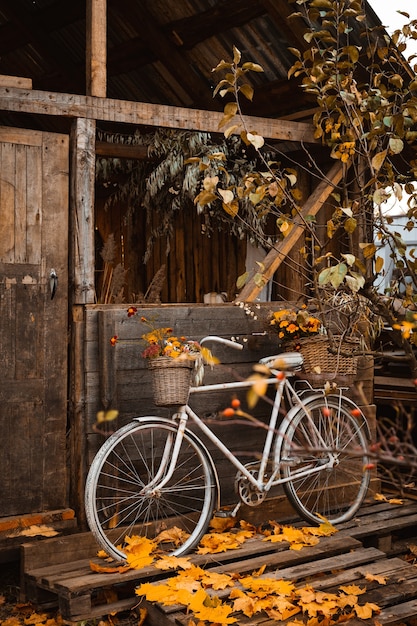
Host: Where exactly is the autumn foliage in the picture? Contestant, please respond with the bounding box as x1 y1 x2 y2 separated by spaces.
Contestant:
89 514 386 625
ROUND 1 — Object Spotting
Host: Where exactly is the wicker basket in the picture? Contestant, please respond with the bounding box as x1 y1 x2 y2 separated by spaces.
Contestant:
296 335 359 387
148 357 193 406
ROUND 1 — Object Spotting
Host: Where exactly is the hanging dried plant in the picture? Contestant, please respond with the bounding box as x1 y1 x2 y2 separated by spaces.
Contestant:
95 128 276 262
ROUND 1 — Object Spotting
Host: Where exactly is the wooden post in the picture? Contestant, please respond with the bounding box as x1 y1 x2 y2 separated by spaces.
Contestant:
70 117 96 305
86 0 107 97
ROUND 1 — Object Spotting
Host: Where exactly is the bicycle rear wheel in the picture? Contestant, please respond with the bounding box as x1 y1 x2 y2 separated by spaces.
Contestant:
280 396 370 525
85 417 216 561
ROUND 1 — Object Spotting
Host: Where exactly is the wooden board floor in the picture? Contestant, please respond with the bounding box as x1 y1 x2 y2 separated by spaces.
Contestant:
21 498 417 625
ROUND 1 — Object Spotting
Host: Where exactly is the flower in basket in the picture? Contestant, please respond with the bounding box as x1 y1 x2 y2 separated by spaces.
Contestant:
111 309 219 368
141 325 198 361
269 305 321 347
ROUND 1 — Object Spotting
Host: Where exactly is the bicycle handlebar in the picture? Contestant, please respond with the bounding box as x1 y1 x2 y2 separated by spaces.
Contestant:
200 335 244 350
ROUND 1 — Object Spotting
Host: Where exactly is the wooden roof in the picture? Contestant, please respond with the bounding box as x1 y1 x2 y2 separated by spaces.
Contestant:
0 0 383 134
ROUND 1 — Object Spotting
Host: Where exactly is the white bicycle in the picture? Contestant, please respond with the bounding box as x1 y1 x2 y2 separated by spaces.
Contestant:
85 336 371 562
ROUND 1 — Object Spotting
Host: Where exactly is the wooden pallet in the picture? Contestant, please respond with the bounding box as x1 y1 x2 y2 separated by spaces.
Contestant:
21 499 417 625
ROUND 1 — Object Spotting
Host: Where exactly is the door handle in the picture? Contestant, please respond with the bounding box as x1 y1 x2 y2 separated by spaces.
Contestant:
50 269 58 300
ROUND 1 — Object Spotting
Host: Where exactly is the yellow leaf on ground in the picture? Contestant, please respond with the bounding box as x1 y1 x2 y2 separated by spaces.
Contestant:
374 492 403 504
200 571 235 590
365 572 387 585
1 618 21 626
135 582 181 605
155 555 192 570
167 575 201 593
89 560 131 574
355 601 381 619
194 598 237 624
241 576 295 596
340 584 366 595
19 525 59 538
209 516 237 532
197 531 242 554
155 526 189 546
124 535 156 570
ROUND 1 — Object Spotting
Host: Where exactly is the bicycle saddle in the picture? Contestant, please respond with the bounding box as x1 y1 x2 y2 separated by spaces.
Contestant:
259 352 303 373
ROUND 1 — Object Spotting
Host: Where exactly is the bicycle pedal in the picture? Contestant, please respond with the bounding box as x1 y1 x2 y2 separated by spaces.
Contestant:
215 503 241 518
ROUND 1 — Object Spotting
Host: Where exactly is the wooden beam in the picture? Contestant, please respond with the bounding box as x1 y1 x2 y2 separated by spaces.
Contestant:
86 0 107 97
70 118 96 304
236 161 345 302
0 87 317 142
95 141 150 159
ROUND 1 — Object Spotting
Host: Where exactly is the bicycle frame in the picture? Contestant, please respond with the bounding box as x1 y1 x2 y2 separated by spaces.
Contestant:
141 372 334 500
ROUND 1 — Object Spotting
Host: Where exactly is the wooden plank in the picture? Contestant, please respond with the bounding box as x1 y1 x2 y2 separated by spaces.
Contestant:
21 502 417 624
98 310 117 410
0 141 15 263
0 87 317 143
0 75 32 89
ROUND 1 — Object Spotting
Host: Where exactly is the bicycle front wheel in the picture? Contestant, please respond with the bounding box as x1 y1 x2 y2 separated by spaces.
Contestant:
85 418 216 561
280 396 370 525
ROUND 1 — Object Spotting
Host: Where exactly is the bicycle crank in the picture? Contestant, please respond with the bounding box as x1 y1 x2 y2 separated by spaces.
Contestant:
234 462 268 506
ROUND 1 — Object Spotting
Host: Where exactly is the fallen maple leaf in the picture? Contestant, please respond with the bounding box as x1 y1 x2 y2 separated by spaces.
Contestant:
89 560 131 574
1 618 21 626
137 607 147 626
197 531 243 554
155 526 189 546
240 576 295 596
339 584 366 595
18 525 58 538
304 520 337 537
124 535 156 569
192 594 237 624
264 525 320 550
23 612 51 624
135 582 181 605
355 601 381 619
200 571 235 590
209 516 237 532
155 555 192 570
365 572 387 585
374 493 403 505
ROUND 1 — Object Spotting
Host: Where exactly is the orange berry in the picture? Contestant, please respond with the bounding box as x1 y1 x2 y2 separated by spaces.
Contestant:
363 463 376 471
350 408 362 417
321 407 331 417
222 407 235 418
231 398 241 409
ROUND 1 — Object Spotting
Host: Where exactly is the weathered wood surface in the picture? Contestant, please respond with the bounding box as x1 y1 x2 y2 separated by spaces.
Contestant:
83 303 377 512
0 126 69 517
21 499 417 624
0 87 317 142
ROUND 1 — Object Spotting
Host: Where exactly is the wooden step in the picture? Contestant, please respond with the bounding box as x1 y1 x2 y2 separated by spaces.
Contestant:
20 499 417 624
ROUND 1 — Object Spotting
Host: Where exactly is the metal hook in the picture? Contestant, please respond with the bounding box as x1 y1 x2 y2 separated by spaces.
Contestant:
50 269 58 300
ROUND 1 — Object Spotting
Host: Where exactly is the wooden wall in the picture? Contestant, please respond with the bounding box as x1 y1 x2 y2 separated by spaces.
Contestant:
83 302 284 509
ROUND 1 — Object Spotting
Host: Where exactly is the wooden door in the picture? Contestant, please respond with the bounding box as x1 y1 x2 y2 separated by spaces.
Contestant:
0 126 69 516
